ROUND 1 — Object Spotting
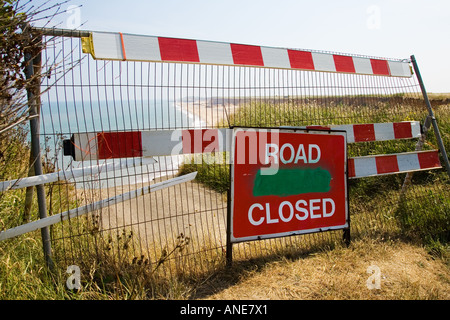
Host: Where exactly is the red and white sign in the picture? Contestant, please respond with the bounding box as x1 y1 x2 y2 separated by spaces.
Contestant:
230 128 348 243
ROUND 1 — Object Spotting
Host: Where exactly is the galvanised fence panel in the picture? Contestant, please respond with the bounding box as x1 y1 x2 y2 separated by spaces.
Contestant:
0 29 448 282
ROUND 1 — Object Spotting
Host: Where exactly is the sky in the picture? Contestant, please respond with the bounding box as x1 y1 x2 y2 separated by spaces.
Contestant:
31 0 450 93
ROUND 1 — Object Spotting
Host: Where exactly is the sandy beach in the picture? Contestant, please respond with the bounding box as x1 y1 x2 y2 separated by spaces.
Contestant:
177 98 241 128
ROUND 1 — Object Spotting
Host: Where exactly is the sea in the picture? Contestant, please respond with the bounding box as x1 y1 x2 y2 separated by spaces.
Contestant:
38 100 205 189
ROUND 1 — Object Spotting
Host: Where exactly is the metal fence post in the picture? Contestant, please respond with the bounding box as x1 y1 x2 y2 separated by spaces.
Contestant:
24 36 54 271
411 55 450 178
226 178 233 267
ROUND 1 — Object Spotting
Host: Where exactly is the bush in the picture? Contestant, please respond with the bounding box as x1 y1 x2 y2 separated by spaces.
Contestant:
395 188 450 244
178 153 230 193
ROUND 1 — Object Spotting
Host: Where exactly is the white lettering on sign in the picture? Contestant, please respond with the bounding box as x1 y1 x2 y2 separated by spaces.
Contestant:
265 143 321 164
248 198 335 226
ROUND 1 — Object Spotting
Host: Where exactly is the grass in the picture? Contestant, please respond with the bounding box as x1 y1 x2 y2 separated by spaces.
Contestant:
396 187 450 247
0 131 65 299
0 96 449 300
201 239 450 300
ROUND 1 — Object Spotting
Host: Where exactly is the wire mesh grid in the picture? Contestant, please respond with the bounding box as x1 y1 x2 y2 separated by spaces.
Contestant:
8 32 449 279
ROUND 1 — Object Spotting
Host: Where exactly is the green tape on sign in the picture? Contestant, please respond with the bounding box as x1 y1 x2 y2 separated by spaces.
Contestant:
252 167 331 197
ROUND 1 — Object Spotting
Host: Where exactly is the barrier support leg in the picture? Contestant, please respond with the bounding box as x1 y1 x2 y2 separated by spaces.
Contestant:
411 55 450 178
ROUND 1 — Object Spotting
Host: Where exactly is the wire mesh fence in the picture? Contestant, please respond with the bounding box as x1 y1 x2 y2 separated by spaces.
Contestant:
1 29 449 282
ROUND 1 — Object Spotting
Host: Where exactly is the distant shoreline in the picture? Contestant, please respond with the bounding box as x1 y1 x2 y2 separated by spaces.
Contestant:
176 99 241 128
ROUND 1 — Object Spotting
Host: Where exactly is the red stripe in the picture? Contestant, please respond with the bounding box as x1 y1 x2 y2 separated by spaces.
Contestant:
97 132 142 159
230 43 264 66
333 55 355 73
348 158 355 178
418 151 441 170
375 155 399 175
353 124 375 142
158 37 200 62
287 50 315 70
119 32 127 61
182 129 219 154
393 122 413 139
370 59 390 76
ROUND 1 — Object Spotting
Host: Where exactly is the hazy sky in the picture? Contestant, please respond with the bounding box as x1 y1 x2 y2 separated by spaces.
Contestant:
32 0 450 93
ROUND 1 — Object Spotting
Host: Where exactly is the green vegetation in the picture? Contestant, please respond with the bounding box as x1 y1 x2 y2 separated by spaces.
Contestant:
179 153 230 193
396 189 450 253
0 129 65 299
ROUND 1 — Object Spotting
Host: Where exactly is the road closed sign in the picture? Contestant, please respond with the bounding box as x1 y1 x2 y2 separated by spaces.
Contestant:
230 127 348 243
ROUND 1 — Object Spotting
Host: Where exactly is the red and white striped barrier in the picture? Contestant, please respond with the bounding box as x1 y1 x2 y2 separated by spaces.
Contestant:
65 128 231 161
348 150 441 179
304 121 421 143
65 121 421 161
62 121 442 179
82 32 412 77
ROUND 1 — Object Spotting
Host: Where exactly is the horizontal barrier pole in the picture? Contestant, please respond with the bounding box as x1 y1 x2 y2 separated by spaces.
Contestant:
348 150 441 179
80 31 413 77
0 172 197 241
0 157 156 192
32 27 91 38
64 122 421 161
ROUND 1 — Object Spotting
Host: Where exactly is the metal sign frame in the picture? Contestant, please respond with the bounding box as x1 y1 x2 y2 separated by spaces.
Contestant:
227 127 349 249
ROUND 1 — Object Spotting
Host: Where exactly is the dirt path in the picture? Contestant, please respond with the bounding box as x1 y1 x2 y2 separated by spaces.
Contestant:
82 176 227 253
77 101 234 254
